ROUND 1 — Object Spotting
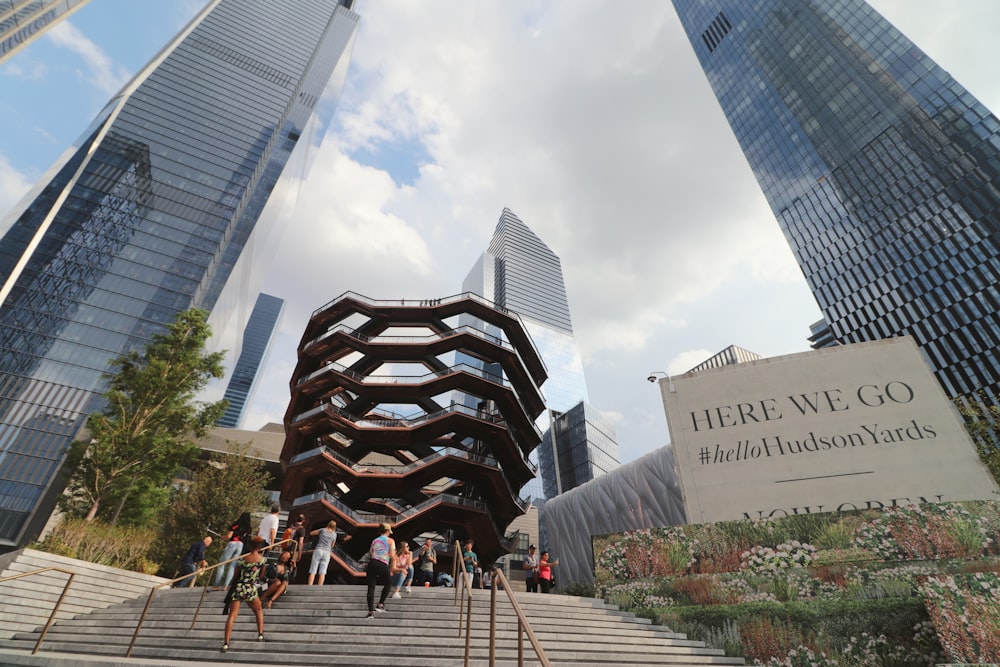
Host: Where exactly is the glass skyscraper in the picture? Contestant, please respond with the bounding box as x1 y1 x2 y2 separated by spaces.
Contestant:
0 0 359 548
0 0 91 64
671 0 1000 401
217 292 284 429
462 209 620 504
538 400 620 498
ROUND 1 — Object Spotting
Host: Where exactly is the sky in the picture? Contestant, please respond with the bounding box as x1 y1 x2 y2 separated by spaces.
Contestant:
1 1 999 466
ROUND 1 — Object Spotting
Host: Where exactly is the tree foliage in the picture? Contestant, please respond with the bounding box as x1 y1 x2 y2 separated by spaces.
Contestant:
956 394 1000 485
60 308 227 522
154 440 273 570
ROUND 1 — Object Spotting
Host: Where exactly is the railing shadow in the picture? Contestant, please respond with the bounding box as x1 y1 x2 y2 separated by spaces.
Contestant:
0 566 76 654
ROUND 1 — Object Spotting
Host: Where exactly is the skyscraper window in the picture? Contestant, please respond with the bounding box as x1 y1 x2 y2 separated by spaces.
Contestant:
0 0 360 548
671 0 1000 403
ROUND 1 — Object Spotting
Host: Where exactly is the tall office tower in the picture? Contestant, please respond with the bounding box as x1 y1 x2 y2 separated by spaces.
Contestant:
538 400 620 498
463 209 620 504
671 1 1000 401
0 0 91 64
0 0 360 549
217 292 285 428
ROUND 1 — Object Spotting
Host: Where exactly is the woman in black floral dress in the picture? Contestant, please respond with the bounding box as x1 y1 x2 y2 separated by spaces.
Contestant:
222 535 266 652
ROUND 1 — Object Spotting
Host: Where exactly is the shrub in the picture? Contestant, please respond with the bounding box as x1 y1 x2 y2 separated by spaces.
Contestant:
33 518 157 572
919 572 1000 663
671 575 741 605
655 598 930 655
757 645 840 667
855 503 990 561
561 581 596 598
739 617 803 662
595 526 694 580
815 521 855 551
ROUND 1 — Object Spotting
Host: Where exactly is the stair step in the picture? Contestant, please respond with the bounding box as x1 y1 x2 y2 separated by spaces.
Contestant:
3 572 745 666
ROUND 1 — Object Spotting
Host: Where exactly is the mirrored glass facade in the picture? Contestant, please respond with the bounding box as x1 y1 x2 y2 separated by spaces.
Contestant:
462 209 620 503
0 0 91 64
0 0 360 548
538 401 620 498
217 292 284 428
672 0 1000 401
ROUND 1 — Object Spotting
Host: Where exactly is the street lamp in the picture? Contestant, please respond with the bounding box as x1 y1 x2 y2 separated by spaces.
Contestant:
646 371 676 393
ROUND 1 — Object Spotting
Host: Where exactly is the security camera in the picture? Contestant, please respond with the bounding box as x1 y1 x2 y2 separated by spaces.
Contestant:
647 376 657 383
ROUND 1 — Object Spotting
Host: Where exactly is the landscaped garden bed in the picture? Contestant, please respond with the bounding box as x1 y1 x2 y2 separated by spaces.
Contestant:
592 500 1000 665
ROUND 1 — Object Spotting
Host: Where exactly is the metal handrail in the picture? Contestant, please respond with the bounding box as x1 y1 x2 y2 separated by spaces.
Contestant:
453 541 475 665
290 443 533 513
0 567 76 654
126 537 295 657
450 543 552 667
490 567 552 667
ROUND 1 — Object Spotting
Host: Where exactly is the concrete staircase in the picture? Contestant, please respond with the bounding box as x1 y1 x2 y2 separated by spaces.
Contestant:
0 549 168 640
0 584 744 666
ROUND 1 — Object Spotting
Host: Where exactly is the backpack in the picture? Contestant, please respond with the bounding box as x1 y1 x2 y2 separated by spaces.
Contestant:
282 526 299 555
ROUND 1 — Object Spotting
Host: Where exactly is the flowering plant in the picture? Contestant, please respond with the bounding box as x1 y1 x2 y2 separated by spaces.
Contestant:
754 645 838 666
595 526 695 579
854 503 990 560
741 541 817 574
919 572 1000 662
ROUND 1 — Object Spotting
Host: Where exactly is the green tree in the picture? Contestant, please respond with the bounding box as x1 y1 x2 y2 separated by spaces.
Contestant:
956 394 1000 484
61 308 227 523
154 440 273 569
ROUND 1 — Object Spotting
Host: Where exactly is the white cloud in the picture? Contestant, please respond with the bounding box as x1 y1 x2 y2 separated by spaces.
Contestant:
667 350 715 377
4 1 998 464
243 0 1000 462
47 21 130 95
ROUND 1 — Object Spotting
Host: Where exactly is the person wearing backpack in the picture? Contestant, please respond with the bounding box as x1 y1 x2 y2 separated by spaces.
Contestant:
212 512 251 590
281 514 306 574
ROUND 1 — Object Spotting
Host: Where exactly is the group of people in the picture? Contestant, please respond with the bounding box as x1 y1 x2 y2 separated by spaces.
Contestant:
364 525 442 618
177 506 494 651
215 508 357 651
522 544 558 593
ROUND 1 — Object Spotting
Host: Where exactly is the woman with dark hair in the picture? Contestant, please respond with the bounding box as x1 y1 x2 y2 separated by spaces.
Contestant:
538 551 558 594
222 535 266 652
212 512 251 590
365 523 395 619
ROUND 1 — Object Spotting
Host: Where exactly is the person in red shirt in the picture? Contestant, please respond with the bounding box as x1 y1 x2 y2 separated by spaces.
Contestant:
538 551 559 594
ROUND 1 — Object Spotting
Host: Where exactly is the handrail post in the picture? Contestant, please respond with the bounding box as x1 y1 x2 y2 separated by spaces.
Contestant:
489 582 497 666
189 536 295 631
126 587 158 657
457 580 465 638
128 536 296 654
190 576 211 630
464 591 473 667
32 570 74 654
0 566 78 656
440 556 550 667
517 616 524 667
493 567 552 667
453 539 461 606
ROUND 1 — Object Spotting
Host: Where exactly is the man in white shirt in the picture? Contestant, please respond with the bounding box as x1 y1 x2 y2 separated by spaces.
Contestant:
258 503 280 547
523 544 539 593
